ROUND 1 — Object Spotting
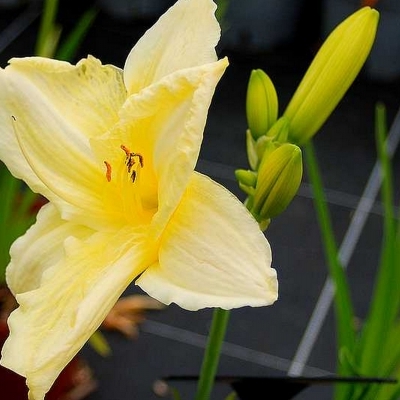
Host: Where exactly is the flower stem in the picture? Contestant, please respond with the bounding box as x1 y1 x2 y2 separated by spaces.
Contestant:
35 0 59 57
194 308 230 400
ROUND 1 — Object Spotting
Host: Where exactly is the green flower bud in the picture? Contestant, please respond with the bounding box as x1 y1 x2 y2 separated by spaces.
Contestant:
246 129 259 170
235 169 257 187
266 116 290 142
258 218 271 232
254 135 271 164
283 6 379 146
235 169 257 196
246 69 278 139
247 133 279 171
238 182 255 197
246 118 290 171
255 136 279 162
252 143 302 220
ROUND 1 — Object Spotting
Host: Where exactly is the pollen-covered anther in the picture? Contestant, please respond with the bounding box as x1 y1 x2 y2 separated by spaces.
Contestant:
120 145 144 183
104 161 112 182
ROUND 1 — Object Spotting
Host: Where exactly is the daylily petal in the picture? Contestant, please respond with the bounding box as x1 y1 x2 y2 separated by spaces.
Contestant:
0 69 46 197
101 59 228 237
137 172 278 311
151 60 228 222
7 56 126 138
1 228 153 400
0 56 126 229
123 0 220 95
0 57 126 208
6 202 93 295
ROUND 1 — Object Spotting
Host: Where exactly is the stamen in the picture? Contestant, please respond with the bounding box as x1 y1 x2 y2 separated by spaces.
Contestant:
104 161 112 182
121 145 131 157
136 154 144 168
120 145 144 183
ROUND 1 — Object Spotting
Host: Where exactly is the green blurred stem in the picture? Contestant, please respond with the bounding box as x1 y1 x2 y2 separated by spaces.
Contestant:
35 0 59 57
194 308 230 400
56 7 98 61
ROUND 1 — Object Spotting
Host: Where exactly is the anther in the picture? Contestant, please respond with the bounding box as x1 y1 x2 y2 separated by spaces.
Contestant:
104 161 112 182
121 145 131 157
120 144 144 183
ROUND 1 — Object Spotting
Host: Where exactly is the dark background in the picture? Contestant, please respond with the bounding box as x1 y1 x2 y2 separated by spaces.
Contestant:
1 1 400 399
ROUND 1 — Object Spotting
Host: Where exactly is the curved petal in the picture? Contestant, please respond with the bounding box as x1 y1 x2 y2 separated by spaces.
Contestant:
0 68 47 198
92 59 228 234
6 202 93 296
0 56 126 229
151 59 228 229
7 56 125 139
137 172 278 311
123 0 220 95
0 228 153 400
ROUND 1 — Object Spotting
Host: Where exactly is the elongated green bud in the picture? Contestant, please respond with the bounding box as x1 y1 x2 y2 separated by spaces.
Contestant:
252 143 302 220
235 169 257 196
266 116 290 142
235 169 257 187
246 69 278 139
246 117 290 172
283 6 379 145
246 129 259 170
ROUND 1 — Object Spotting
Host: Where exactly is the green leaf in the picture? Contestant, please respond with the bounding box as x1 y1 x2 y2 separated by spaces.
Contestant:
35 0 60 57
56 7 98 62
0 167 19 282
224 391 237 400
304 142 356 400
170 386 183 400
0 172 39 284
358 103 398 377
380 321 400 380
215 0 230 33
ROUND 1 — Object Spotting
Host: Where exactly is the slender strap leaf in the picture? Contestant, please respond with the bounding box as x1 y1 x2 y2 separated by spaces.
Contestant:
35 0 59 57
304 141 356 400
56 7 98 61
304 141 356 351
0 166 20 282
358 103 398 375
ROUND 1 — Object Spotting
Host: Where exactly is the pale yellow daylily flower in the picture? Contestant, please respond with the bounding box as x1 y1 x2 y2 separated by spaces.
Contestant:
0 0 278 399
